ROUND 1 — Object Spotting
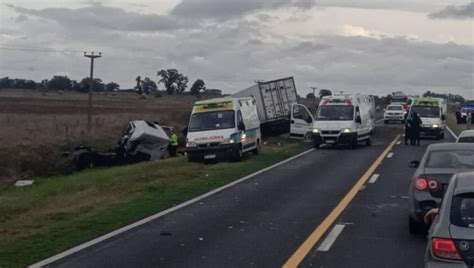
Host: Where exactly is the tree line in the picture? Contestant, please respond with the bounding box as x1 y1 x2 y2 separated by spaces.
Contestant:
1 68 208 96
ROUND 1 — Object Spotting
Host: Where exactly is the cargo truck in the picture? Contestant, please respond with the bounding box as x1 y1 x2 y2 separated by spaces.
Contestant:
233 77 298 135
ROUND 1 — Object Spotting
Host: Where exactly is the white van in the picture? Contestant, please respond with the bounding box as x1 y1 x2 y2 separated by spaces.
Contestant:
409 97 447 139
290 93 375 148
186 97 261 161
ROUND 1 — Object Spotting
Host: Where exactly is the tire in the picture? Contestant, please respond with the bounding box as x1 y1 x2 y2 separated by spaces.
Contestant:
252 140 261 155
365 135 372 146
440 132 445 139
313 142 320 149
77 154 95 170
409 216 420 235
384 120 389 124
232 145 243 162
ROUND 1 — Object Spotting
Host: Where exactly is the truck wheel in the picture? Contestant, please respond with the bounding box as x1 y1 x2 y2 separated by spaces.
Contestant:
252 140 261 155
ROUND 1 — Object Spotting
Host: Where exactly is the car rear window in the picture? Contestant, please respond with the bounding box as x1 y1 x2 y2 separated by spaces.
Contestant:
426 150 474 169
387 106 403 111
458 137 474 143
451 193 474 228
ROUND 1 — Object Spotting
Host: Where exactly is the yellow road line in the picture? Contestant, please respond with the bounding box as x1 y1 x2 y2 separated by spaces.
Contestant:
282 134 401 268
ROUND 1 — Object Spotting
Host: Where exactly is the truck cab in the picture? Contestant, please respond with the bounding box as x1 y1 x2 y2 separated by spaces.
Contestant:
409 98 447 139
290 94 375 148
186 98 261 161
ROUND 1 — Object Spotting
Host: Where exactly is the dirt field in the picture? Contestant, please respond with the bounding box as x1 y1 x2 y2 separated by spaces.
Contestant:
0 90 211 181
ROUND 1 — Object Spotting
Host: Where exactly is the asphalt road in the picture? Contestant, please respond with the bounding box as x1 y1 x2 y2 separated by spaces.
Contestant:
44 123 453 268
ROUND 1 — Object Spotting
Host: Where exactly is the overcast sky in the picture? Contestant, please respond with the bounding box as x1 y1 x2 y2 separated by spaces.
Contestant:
0 0 473 98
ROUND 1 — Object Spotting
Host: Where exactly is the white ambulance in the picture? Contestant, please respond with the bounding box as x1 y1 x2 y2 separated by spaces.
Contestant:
186 97 261 161
290 93 375 148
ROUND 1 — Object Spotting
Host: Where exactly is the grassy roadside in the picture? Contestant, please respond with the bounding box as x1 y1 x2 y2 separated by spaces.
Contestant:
0 139 308 267
447 107 466 136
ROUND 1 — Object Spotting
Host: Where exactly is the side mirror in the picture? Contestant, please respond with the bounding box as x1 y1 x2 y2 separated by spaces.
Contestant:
409 160 420 168
238 122 246 131
305 117 313 124
441 115 446 121
355 116 362 124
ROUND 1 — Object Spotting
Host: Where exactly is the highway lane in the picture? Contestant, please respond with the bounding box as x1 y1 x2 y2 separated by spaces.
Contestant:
45 125 399 268
301 124 455 267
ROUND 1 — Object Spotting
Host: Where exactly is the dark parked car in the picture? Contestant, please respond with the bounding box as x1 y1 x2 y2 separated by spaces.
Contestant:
424 172 474 267
408 143 474 234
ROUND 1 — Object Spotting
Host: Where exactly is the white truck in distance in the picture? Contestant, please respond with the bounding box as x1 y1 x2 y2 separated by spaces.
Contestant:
233 77 298 134
290 93 375 148
185 97 261 162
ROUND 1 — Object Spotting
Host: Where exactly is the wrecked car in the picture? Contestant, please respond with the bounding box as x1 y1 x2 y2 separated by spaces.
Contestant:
66 120 170 170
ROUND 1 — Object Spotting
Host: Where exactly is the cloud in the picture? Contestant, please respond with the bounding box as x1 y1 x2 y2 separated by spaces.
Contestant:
8 4 193 32
170 0 316 19
428 2 474 19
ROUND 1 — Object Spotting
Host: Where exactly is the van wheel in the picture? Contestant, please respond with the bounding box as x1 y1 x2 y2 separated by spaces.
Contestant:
365 135 372 146
384 120 389 124
252 140 261 155
232 146 243 162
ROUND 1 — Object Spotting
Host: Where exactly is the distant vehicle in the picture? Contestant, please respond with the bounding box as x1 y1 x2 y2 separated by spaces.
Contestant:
458 105 474 124
186 97 261 162
391 92 409 110
233 77 298 135
384 104 406 124
407 143 474 234
457 130 474 143
424 172 474 267
409 97 447 139
290 93 375 148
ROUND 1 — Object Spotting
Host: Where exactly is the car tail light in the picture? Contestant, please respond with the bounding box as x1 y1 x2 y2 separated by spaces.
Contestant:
414 178 439 191
432 238 462 261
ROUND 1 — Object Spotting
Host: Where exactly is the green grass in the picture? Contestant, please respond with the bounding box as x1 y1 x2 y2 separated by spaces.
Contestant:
0 140 308 267
447 107 467 136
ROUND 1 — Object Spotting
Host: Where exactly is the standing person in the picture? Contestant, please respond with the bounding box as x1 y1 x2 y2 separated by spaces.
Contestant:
411 112 422 146
404 112 411 145
168 128 178 157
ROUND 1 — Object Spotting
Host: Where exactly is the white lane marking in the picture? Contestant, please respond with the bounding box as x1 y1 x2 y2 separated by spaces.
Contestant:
446 126 458 140
396 141 401 145
368 174 380 184
29 149 316 268
387 152 394 158
317 224 346 252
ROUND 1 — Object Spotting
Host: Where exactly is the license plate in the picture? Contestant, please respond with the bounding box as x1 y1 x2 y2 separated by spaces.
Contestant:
204 154 216 159
326 140 335 144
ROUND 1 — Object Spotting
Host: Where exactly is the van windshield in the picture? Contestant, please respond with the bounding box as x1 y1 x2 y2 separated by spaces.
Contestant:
316 106 354 121
188 110 235 132
410 106 440 118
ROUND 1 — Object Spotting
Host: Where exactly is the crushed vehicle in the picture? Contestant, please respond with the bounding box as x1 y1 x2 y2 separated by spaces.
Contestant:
66 120 170 170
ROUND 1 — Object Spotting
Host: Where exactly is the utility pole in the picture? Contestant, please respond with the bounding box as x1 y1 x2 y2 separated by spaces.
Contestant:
311 87 318 109
83 51 101 133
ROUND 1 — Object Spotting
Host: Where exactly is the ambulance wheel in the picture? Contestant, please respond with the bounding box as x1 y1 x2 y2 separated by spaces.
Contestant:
232 145 243 162
252 140 261 155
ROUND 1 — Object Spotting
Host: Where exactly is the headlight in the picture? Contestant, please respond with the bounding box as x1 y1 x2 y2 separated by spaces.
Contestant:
341 128 352 133
222 138 235 144
186 142 197 147
241 133 247 140
431 124 440 128
312 128 320 133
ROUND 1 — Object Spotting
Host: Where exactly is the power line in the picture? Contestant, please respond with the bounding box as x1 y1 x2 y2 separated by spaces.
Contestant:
0 46 84 53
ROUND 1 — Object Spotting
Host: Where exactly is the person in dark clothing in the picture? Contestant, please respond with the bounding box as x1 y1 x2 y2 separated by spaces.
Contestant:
411 112 422 146
404 112 411 145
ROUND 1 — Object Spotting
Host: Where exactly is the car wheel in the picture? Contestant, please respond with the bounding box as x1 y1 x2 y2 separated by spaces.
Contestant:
409 216 420 235
384 120 388 124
